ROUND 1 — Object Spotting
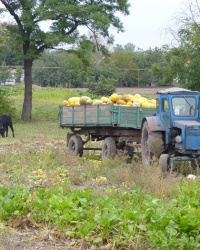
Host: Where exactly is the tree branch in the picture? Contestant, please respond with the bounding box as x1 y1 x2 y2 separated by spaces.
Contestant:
0 0 23 32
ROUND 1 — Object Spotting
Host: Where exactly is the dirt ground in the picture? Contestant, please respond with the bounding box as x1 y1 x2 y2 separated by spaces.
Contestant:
0 226 114 250
30 84 166 98
116 87 165 97
68 86 166 97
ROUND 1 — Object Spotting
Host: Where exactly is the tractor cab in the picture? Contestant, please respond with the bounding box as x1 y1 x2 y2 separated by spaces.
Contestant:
156 87 199 127
154 87 200 169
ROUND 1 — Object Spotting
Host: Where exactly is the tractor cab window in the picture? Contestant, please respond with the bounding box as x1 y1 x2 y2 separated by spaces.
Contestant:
162 99 169 112
172 97 196 116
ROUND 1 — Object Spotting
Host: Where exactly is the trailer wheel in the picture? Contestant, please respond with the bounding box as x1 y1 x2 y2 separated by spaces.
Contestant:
159 154 170 173
141 121 164 166
102 137 116 160
68 135 83 157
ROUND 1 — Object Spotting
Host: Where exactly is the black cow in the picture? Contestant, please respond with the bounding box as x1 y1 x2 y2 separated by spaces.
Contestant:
0 114 15 138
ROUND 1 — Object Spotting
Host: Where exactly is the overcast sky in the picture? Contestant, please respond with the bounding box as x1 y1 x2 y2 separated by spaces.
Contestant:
112 0 186 50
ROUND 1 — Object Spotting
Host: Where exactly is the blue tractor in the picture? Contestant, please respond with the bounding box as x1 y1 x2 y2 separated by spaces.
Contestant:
141 87 200 172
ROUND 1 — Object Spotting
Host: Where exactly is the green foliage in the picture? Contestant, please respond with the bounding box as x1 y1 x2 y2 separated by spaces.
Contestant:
0 87 17 116
164 2 200 89
0 67 12 83
88 75 117 96
0 86 24 96
32 52 83 87
111 50 138 87
0 181 200 248
0 23 23 66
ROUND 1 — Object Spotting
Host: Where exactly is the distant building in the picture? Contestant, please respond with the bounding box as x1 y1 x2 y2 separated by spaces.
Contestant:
4 78 16 85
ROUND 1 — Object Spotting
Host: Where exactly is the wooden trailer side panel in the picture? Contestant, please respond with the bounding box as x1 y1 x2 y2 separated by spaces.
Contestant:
59 104 156 129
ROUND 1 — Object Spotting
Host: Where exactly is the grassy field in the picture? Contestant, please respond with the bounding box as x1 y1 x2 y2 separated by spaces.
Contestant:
0 86 200 250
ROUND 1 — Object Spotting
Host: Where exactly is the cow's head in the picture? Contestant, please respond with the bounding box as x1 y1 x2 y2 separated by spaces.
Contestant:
0 127 5 138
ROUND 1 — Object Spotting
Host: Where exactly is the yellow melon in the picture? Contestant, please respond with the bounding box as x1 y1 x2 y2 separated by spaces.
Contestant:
109 93 120 103
63 100 69 106
116 100 127 105
118 94 123 100
86 99 93 105
127 101 133 106
132 102 140 107
141 101 151 108
101 96 110 103
93 99 101 105
79 96 92 105
68 97 80 105
133 94 141 99
137 97 145 105
128 94 134 102
150 99 156 104
122 94 131 103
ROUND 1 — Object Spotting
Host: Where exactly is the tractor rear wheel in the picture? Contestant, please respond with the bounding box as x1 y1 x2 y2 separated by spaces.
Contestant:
141 121 164 166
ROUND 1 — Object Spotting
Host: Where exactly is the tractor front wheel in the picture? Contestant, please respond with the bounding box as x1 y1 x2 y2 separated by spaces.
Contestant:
159 154 170 173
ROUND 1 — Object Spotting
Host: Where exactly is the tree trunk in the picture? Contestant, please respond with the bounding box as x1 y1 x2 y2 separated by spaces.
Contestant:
22 59 33 120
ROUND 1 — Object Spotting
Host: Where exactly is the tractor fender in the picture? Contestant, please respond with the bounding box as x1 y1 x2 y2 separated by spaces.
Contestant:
141 116 165 132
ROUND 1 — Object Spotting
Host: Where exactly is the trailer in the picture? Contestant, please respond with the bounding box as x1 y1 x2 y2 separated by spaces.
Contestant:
59 104 156 159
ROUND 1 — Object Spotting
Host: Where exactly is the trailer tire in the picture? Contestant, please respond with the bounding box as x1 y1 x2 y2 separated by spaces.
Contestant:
68 135 83 157
159 154 170 173
102 137 116 160
141 121 164 166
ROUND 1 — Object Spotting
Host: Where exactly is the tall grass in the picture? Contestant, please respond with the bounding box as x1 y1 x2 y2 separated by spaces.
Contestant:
32 87 82 103
32 87 99 103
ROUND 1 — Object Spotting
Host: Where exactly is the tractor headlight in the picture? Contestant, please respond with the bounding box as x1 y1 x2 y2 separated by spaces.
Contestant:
175 135 182 143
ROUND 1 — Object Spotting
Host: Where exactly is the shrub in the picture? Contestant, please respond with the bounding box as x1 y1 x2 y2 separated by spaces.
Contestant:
0 89 16 117
87 75 117 96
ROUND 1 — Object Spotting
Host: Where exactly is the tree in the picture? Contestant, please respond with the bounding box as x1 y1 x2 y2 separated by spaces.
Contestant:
0 22 23 83
165 0 200 89
113 43 136 51
0 64 12 84
0 0 130 120
111 50 138 87
32 51 69 87
131 47 168 86
0 23 22 66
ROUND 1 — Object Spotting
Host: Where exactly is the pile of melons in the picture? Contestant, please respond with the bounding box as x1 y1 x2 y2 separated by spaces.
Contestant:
63 93 156 108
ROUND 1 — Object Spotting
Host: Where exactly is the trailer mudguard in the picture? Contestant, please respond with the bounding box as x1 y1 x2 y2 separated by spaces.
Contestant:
142 116 165 132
